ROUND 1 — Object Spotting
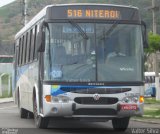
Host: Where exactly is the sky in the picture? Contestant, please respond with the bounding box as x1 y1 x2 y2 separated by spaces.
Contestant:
0 0 15 8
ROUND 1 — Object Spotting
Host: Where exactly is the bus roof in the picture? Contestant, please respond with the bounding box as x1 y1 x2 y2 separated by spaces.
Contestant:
15 3 139 39
47 3 138 9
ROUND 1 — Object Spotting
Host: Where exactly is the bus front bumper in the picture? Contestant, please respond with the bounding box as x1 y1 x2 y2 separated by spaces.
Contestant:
42 101 144 118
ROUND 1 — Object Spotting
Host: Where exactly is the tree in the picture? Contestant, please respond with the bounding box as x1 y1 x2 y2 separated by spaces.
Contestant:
145 32 160 53
144 32 160 71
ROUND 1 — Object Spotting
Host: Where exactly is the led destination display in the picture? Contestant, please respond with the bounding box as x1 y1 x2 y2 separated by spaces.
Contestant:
46 5 140 22
67 9 120 19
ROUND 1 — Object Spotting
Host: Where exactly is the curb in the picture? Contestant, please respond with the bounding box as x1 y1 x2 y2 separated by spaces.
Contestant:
143 115 160 118
0 98 14 104
131 118 160 124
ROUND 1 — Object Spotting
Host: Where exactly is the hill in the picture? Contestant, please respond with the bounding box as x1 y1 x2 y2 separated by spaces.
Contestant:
0 0 159 45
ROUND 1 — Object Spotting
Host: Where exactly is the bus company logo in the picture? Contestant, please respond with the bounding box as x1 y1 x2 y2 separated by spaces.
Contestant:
93 93 100 101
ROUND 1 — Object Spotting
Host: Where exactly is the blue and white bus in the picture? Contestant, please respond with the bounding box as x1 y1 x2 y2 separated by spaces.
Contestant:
13 4 148 131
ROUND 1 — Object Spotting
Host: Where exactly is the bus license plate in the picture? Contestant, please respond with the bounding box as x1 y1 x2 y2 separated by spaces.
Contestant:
121 104 137 110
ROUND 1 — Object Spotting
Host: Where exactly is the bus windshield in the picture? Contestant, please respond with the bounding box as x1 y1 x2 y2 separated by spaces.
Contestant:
44 22 143 82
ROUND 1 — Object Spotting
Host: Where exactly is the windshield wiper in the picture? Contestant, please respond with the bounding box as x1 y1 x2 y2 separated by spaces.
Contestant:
68 20 89 40
99 22 118 40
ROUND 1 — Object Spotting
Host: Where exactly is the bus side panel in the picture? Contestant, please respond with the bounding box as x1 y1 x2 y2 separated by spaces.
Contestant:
16 62 38 112
28 62 39 112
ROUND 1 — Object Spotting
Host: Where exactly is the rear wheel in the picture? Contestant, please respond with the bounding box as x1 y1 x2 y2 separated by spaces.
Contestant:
18 91 28 118
33 96 49 128
20 108 28 118
28 112 34 119
112 117 130 131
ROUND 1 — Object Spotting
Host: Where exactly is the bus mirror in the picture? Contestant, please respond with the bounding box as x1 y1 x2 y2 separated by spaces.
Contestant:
37 31 45 52
141 21 148 48
37 22 49 52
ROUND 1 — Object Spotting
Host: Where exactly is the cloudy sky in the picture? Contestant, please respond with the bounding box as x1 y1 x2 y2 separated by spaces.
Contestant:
0 0 15 7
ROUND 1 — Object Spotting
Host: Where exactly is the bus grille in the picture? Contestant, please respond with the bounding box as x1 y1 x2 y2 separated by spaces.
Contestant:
74 97 118 105
73 108 117 115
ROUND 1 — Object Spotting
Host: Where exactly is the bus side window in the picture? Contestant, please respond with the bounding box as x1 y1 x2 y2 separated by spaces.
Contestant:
149 76 151 83
31 25 37 62
29 29 33 62
21 36 25 65
26 31 30 63
34 25 38 60
18 38 21 66
23 34 27 65
153 76 155 83
19 38 23 65
145 76 147 83
30 28 35 62
24 32 28 64
16 40 19 66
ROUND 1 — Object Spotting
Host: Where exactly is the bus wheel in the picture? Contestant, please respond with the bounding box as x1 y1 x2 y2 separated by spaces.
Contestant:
33 97 49 128
28 112 34 119
20 108 28 118
112 117 130 131
18 92 28 118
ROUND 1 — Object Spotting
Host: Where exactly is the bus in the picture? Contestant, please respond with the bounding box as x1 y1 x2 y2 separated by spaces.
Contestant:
144 72 159 97
144 72 156 88
13 4 148 131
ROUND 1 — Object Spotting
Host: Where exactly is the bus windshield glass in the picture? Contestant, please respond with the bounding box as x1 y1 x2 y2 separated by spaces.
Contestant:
44 22 143 82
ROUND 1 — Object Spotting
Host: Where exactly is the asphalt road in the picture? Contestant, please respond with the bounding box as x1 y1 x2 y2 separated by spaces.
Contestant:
0 102 159 134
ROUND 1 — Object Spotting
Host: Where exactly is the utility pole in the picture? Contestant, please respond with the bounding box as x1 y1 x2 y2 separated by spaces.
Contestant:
152 0 157 34
22 0 28 25
150 0 160 100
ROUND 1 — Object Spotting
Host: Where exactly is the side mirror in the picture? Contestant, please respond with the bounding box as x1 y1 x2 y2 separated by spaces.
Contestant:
37 29 45 52
37 21 49 52
141 21 148 48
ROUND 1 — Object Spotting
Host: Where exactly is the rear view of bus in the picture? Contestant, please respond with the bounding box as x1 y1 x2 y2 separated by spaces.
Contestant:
14 4 148 131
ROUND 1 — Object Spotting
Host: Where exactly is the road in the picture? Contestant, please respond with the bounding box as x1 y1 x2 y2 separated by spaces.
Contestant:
0 102 159 134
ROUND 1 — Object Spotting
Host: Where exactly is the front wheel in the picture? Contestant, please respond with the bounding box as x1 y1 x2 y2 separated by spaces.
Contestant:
112 117 130 131
33 96 49 128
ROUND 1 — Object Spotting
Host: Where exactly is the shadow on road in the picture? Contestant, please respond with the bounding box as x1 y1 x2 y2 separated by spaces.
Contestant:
45 119 130 134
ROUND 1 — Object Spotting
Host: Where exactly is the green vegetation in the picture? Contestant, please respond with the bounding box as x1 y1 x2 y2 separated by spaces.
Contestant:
134 98 160 119
144 109 160 117
144 98 160 104
0 73 12 98
0 90 12 98
145 32 160 54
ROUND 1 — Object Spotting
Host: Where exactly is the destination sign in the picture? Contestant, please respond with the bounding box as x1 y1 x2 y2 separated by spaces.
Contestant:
67 9 120 19
46 5 140 22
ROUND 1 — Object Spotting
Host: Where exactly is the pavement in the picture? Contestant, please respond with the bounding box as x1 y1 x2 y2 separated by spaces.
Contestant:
0 97 13 104
131 117 160 124
0 97 159 124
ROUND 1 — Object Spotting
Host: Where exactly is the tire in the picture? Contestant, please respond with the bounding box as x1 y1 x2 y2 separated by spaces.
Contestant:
18 91 28 119
20 108 28 118
33 96 49 128
112 117 130 131
28 112 34 119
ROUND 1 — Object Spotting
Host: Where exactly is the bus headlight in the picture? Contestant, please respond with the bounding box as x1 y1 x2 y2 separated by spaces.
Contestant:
52 96 70 103
60 96 70 103
132 97 138 103
52 97 59 103
122 96 139 103
122 97 130 103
